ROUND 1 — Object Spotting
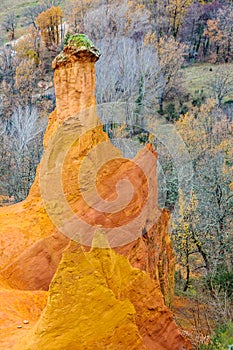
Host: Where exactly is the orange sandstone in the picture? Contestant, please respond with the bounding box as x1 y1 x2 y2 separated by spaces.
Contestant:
13 238 191 350
0 34 191 349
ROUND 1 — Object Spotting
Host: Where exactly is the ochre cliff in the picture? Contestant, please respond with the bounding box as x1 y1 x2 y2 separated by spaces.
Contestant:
0 34 191 349
13 238 191 350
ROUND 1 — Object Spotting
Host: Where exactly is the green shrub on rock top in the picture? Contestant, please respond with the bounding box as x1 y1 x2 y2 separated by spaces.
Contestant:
62 33 101 58
67 33 94 49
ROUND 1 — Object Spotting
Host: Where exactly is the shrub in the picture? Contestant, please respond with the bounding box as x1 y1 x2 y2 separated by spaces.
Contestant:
199 323 233 350
205 266 233 299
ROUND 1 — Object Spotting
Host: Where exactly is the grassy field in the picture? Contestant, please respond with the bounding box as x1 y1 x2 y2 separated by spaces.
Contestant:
0 0 38 12
0 0 68 45
0 0 40 23
182 63 233 103
0 0 39 44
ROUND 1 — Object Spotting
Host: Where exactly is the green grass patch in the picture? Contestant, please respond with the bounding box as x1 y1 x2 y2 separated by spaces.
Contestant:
182 63 233 103
0 0 66 45
68 33 94 49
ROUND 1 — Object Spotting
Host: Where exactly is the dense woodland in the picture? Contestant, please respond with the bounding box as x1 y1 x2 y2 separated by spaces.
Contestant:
0 0 232 348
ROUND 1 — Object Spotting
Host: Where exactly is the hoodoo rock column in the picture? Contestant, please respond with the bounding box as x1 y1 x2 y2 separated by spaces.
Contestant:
0 34 191 349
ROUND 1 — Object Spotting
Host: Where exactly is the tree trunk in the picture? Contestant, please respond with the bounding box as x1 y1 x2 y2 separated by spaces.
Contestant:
159 96 164 114
194 237 210 271
184 237 190 292
184 263 190 292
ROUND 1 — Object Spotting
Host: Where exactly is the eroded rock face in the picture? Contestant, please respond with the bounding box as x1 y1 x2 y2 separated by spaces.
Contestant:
115 209 175 307
13 239 191 350
0 35 173 299
0 39 102 287
1 232 69 291
0 287 47 350
52 45 100 123
0 34 190 349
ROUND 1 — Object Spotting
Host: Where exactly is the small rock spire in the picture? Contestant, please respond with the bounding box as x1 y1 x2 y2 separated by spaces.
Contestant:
52 34 101 123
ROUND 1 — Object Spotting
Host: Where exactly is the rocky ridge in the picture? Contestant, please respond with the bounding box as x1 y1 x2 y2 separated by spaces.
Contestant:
0 34 191 349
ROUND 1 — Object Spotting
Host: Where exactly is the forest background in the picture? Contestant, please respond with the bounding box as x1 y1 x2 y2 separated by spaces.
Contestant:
0 0 232 348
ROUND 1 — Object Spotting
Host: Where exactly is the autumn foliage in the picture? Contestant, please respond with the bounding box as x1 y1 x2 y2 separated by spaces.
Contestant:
36 6 63 47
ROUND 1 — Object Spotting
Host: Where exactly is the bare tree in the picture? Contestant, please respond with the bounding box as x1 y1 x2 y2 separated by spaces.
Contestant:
208 65 233 106
1 12 18 41
175 101 233 276
24 5 48 29
0 46 17 118
0 106 47 201
95 37 162 125
156 36 186 114
79 1 152 42
82 2 128 41
24 0 63 30
218 5 233 63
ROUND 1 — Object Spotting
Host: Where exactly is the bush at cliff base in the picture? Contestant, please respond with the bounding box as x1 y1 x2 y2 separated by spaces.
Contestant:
199 323 233 350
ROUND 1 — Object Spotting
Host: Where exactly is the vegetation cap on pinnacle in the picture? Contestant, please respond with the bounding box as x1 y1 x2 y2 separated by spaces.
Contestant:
53 33 101 68
66 33 94 49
